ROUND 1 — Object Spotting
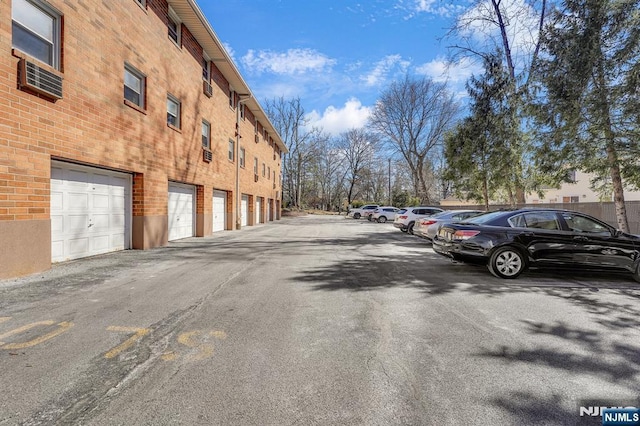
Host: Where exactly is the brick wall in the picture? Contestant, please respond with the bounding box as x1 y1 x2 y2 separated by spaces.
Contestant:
1 0 284 278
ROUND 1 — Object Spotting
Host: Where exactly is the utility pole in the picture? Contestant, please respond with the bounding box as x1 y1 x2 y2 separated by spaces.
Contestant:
388 158 391 206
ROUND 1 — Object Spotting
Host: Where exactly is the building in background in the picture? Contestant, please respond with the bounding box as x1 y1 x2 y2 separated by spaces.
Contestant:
1 0 286 279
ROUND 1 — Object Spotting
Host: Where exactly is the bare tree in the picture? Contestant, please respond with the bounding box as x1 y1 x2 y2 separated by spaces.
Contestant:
337 128 379 205
307 134 346 210
265 97 320 208
369 75 459 204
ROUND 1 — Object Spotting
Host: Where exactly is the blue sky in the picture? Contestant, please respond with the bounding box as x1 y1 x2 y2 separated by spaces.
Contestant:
202 1 483 135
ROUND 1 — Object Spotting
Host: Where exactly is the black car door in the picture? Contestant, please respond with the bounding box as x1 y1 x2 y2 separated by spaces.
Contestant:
559 212 637 271
508 211 577 264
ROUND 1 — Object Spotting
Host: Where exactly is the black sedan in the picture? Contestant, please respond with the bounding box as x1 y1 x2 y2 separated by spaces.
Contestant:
432 208 640 281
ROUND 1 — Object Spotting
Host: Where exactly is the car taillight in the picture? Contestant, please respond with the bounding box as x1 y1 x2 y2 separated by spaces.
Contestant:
422 220 437 226
399 215 408 219
452 230 481 240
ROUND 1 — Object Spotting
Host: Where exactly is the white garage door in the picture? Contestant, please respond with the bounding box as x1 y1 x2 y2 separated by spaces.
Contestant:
241 195 249 227
256 197 262 224
51 161 130 262
213 190 227 232
168 182 195 241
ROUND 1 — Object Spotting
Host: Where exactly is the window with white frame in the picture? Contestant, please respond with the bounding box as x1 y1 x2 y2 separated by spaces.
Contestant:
134 0 146 7
229 90 236 109
240 147 245 168
124 64 145 108
167 95 180 128
12 0 62 69
202 57 210 81
202 120 210 149
228 139 235 161
167 7 180 45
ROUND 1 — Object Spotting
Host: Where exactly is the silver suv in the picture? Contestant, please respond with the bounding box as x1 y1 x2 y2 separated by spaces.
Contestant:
393 206 444 234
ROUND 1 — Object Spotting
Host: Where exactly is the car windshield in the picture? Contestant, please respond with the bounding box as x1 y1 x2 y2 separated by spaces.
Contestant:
430 211 450 219
397 209 407 214
465 211 505 224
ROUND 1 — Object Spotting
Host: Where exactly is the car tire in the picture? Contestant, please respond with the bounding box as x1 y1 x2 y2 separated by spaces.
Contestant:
634 262 640 283
378 216 387 223
354 213 361 219
400 228 407 233
407 222 415 235
488 246 526 279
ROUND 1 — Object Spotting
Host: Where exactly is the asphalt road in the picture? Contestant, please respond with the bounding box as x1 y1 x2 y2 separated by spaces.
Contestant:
1 215 639 425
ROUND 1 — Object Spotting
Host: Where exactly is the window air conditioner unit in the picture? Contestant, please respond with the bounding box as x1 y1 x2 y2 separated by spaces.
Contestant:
255 134 259 143
203 149 212 162
19 59 63 99
254 174 259 182
203 81 213 97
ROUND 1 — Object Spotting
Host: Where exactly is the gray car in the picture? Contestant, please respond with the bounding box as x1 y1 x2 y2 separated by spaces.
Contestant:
413 210 484 240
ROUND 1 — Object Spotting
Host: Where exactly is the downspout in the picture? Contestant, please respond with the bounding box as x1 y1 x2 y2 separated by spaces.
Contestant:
236 94 252 230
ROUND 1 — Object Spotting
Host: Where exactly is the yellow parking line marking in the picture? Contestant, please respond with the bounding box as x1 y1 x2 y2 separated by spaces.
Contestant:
176 330 227 361
0 321 74 349
104 326 150 359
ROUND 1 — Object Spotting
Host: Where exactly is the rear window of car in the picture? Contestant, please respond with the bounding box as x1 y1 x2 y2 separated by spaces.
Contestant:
466 211 506 224
397 209 407 214
383 208 395 212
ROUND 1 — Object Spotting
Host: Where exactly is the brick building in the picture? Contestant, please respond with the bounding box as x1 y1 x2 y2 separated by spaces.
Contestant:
1 0 286 279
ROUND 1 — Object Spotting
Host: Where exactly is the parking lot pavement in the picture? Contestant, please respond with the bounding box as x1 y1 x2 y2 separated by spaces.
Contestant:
1 215 639 425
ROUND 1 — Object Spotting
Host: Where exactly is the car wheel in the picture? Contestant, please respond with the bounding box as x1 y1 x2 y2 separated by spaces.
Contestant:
378 216 387 223
354 213 361 219
488 247 526 279
634 262 640 283
407 222 415 235
400 228 408 233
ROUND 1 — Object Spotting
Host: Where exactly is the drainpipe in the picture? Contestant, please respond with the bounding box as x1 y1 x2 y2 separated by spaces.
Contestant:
236 94 252 230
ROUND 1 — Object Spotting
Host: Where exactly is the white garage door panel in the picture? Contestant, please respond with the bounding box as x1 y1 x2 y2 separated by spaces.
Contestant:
51 162 131 263
256 198 262 224
241 195 248 227
168 183 195 241
213 190 226 232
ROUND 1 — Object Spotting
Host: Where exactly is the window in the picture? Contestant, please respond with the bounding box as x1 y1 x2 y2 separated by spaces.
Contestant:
134 0 146 7
12 0 61 68
262 163 266 177
240 147 245 168
254 157 258 174
228 139 234 161
202 58 210 81
124 64 145 108
561 213 611 235
229 90 236 109
273 171 276 181
562 196 580 203
202 120 210 149
240 103 245 120
167 95 180 128
267 166 270 178
509 211 559 230
167 7 180 45
567 169 577 183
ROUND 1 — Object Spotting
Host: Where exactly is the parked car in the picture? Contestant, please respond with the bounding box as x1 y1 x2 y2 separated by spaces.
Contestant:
347 204 379 219
370 206 400 223
393 206 444 234
413 210 484 240
432 208 640 281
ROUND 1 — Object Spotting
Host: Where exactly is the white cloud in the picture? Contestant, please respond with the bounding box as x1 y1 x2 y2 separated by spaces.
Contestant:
360 55 411 87
241 48 336 75
222 42 236 62
416 56 482 84
403 0 467 18
306 99 372 136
